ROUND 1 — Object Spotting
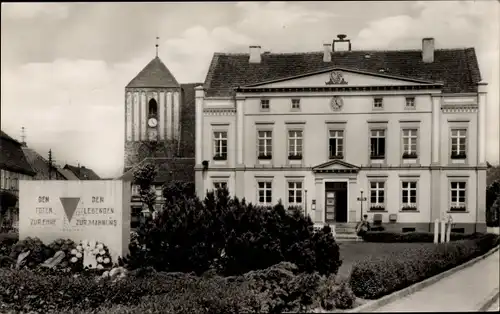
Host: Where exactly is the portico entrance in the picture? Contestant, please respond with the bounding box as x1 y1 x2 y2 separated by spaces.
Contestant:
312 159 360 224
325 182 348 223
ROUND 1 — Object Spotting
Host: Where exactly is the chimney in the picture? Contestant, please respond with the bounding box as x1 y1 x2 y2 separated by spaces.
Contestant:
249 45 261 64
323 43 332 62
422 38 435 63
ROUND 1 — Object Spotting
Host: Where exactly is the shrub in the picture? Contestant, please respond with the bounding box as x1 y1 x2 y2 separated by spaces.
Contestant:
122 186 341 277
0 262 326 313
361 231 477 243
318 277 356 310
241 262 321 313
349 233 500 299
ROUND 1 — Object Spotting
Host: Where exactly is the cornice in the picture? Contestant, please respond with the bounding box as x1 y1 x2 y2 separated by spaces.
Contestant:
235 84 443 94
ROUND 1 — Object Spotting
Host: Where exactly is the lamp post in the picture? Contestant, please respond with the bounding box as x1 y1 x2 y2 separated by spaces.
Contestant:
357 188 367 222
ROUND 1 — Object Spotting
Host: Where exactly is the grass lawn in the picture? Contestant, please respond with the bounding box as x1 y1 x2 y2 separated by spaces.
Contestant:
336 242 433 280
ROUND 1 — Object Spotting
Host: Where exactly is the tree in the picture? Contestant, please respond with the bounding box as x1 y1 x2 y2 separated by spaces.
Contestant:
133 163 158 214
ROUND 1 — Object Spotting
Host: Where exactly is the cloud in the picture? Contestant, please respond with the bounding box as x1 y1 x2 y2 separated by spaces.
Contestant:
2 3 69 20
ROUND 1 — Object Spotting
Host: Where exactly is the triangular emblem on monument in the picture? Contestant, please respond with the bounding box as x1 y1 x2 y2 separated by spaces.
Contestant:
60 197 80 222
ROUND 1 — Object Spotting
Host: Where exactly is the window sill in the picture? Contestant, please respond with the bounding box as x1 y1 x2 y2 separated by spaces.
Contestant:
402 158 418 165
290 108 301 112
447 211 469 214
372 107 384 111
367 209 387 213
288 159 302 165
260 108 270 112
399 209 420 213
213 160 228 166
329 156 344 160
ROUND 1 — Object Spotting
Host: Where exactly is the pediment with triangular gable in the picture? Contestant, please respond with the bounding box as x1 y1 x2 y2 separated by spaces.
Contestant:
246 68 438 89
312 159 360 173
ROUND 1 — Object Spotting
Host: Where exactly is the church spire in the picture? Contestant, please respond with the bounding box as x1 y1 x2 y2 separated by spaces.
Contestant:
156 36 159 57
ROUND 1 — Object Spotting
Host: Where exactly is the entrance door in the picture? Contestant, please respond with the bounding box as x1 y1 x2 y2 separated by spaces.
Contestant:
325 182 348 223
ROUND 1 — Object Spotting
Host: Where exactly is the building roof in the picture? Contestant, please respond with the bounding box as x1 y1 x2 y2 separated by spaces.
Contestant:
126 56 180 88
0 130 36 176
120 157 195 184
204 48 482 97
21 147 66 180
63 164 101 180
58 168 80 180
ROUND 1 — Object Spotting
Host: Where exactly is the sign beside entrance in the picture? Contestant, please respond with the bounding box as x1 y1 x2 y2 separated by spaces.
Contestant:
19 180 131 262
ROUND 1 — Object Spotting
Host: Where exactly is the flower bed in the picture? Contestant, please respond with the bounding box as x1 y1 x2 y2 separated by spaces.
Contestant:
360 231 480 243
349 233 500 299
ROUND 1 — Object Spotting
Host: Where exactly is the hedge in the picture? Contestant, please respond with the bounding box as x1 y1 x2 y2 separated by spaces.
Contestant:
349 233 500 299
0 262 324 313
360 231 480 243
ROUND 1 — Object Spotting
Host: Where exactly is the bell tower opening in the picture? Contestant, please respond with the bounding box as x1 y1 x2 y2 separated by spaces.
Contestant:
148 98 158 117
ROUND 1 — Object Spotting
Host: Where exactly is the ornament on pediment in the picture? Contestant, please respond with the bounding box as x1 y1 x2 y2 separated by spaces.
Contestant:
325 71 348 85
330 96 344 111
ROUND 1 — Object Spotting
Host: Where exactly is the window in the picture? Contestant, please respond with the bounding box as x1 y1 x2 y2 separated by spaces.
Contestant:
213 181 227 190
291 98 301 110
451 129 467 159
402 129 418 158
370 130 386 159
6 177 10 191
155 187 162 198
258 130 272 159
329 130 344 159
148 99 158 116
260 99 270 111
258 181 272 205
450 181 467 211
10 178 18 190
401 181 417 210
132 185 140 196
288 181 303 206
288 130 303 159
451 228 465 234
405 97 415 109
369 181 385 210
213 131 228 160
373 97 383 109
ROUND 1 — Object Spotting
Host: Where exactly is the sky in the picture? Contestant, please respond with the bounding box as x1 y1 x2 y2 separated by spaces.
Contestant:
1 1 499 178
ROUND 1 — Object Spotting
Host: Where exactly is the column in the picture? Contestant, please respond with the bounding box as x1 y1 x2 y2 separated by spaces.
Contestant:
140 91 147 140
125 92 132 141
478 82 487 165
431 95 441 164
159 91 165 140
236 97 245 165
166 92 173 140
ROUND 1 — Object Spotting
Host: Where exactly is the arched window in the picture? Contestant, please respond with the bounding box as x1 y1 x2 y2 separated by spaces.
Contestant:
148 98 158 116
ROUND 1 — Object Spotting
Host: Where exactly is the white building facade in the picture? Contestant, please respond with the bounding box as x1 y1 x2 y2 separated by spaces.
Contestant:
194 37 488 234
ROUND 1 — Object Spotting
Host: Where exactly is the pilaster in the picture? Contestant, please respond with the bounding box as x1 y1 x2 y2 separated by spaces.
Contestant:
476 168 487 232
430 167 441 222
477 82 487 166
235 166 245 199
431 95 442 164
236 97 245 165
314 178 323 223
195 168 204 199
195 86 204 165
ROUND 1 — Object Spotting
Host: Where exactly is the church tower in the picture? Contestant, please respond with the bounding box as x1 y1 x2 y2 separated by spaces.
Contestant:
123 55 183 171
